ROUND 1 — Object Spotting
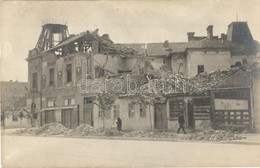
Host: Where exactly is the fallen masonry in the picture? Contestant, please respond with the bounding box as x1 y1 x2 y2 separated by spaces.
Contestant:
13 122 245 142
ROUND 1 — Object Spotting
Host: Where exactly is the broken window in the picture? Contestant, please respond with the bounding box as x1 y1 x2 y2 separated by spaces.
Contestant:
52 33 61 47
197 65 204 74
66 64 72 83
74 42 79 52
32 72 38 89
95 67 105 78
128 103 135 118
140 104 146 118
49 68 54 86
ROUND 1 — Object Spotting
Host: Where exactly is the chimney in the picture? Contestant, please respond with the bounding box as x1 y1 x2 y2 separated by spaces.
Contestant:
102 34 113 43
221 33 227 42
187 32 195 41
207 25 213 39
163 40 169 48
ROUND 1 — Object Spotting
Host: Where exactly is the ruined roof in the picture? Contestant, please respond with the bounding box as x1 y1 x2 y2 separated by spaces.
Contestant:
50 30 138 55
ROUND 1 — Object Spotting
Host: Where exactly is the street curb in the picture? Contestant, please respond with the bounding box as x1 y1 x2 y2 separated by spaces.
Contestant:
4 134 260 146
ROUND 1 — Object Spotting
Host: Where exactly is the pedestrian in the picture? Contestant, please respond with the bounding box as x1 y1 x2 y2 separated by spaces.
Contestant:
177 113 186 134
116 117 122 131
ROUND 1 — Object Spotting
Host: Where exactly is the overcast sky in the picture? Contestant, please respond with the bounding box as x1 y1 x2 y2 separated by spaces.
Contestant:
1 0 260 82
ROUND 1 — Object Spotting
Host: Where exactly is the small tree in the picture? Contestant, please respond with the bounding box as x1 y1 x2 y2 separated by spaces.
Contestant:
1 96 28 130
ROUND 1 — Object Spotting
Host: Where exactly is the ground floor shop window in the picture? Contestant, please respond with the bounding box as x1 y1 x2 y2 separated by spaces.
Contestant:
169 99 184 120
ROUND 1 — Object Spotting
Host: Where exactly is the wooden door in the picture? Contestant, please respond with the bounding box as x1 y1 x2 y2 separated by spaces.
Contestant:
62 109 72 128
45 110 55 124
154 103 167 130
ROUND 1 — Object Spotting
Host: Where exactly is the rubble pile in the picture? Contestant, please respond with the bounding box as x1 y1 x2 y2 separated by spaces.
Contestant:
104 129 125 136
40 123 70 136
14 127 43 136
14 122 70 136
66 124 103 136
181 130 243 141
187 67 240 94
133 67 241 96
195 120 213 131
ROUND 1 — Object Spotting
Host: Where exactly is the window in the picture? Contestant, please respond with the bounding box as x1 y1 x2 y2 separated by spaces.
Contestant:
84 97 93 104
52 33 61 47
66 64 72 83
128 103 135 118
12 116 18 121
98 110 103 118
139 67 145 75
32 72 37 89
169 99 184 120
113 105 120 119
95 67 105 78
70 99 75 105
140 104 146 118
47 100 56 107
64 98 75 106
86 57 91 74
49 68 54 86
197 65 204 74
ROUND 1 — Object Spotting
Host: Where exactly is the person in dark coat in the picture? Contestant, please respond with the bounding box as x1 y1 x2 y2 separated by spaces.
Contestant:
177 113 186 134
116 117 122 131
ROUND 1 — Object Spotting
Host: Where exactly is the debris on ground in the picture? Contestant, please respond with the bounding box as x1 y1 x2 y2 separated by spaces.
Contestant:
14 122 70 136
66 124 103 136
13 122 244 142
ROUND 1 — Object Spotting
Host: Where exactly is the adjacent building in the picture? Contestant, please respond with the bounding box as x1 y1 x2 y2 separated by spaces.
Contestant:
1 81 29 128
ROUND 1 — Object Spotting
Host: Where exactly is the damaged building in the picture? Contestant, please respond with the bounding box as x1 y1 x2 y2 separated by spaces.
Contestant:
27 24 142 129
27 22 260 131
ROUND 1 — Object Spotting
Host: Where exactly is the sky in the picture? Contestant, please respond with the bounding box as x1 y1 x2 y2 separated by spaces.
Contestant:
1 0 260 82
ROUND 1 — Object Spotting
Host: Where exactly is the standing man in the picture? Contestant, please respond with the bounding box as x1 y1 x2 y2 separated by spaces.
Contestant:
116 117 122 131
177 113 186 134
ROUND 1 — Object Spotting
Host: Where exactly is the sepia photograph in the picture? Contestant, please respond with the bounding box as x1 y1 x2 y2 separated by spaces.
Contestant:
1 0 260 167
